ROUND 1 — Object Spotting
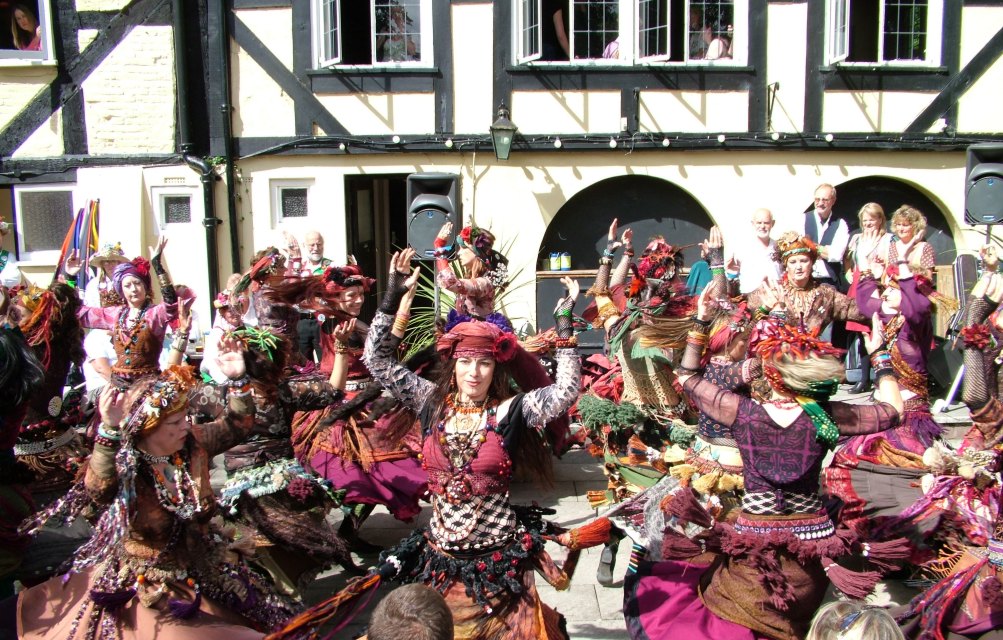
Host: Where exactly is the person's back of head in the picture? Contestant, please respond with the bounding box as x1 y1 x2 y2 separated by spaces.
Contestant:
806 602 905 640
367 584 453 640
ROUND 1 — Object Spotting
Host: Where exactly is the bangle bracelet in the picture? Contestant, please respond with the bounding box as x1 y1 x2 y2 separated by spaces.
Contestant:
225 375 250 388
66 278 77 287
555 309 573 319
602 249 615 258
95 434 120 448
624 249 634 257
334 341 350 354
554 336 578 349
593 302 619 328
97 424 121 441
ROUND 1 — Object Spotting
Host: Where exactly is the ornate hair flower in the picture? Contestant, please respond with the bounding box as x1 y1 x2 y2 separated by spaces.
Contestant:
749 317 844 362
138 365 197 431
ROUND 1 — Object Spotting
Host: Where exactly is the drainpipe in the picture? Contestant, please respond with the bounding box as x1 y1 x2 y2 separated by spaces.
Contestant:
173 0 222 303
215 0 241 274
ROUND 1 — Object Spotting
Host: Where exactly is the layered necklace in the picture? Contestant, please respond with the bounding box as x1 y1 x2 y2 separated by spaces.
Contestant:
139 448 202 521
115 301 150 367
782 279 823 325
437 394 498 504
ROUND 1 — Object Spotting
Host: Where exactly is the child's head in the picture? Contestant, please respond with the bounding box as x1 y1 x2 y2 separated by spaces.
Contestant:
805 602 905 640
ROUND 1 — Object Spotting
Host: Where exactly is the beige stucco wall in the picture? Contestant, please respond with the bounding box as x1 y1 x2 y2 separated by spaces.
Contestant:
639 91 749 133
12 108 63 157
957 6 1003 133
314 94 437 135
232 8 296 138
512 91 621 135
82 25 176 154
0 68 57 132
766 2 808 133
452 3 494 134
822 91 939 133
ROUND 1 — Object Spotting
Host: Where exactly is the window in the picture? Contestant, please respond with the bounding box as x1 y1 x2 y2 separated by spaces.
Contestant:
825 0 943 65
13 185 74 263
162 195 192 224
515 0 745 65
313 0 433 68
270 180 315 226
0 0 55 64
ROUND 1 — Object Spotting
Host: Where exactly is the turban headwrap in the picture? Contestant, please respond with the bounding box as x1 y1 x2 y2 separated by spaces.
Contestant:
112 257 152 298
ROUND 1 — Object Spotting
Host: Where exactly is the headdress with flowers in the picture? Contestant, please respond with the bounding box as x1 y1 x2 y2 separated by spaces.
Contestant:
775 231 818 266
457 226 509 289
112 257 152 298
627 236 688 299
748 318 844 447
322 264 376 295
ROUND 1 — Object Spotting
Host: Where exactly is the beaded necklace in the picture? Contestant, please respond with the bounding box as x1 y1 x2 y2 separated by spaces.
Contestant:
140 448 202 520
437 394 499 504
115 301 150 367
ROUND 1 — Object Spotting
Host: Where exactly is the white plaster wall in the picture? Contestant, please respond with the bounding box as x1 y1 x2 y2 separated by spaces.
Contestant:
451 2 494 134
638 91 749 133
78 28 99 53
232 8 296 138
822 91 936 133
12 107 63 157
957 6 1003 133
766 2 808 133
511 91 621 134
76 0 129 11
0 68 56 130
82 25 176 153
314 94 436 135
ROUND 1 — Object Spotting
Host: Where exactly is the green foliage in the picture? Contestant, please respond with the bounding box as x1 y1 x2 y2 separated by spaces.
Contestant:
577 394 645 431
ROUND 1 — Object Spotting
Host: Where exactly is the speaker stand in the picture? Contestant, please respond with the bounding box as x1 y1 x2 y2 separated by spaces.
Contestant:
932 364 965 414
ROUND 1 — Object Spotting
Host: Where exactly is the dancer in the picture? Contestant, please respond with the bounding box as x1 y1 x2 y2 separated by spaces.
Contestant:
17 346 299 640
625 296 907 640
280 247 582 639
68 238 178 382
747 231 865 334
434 222 509 318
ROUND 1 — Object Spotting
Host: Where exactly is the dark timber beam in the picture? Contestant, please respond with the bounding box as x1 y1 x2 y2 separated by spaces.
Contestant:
905 25 1003 133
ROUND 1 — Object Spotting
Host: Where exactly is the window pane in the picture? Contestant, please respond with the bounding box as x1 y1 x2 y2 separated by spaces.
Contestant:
280 188 309 218
883 0 927 61
638 0 669 59
20 190 72 253
571 0 618 60
374 0 421 62
164 196 192 224
320 0 338 62
689 0 734 60
521 0 541 60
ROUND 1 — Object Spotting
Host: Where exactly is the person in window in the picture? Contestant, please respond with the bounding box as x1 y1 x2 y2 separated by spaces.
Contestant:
10 4 40 51
377 4 418 62
540 0 570 61
702 23 732 61
688 7 708 60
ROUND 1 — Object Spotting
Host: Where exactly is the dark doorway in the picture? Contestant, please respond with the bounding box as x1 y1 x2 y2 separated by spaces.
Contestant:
345 174 409 320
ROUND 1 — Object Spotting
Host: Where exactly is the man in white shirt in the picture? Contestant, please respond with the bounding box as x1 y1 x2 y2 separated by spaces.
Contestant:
803 183 849 288
730 208 781 294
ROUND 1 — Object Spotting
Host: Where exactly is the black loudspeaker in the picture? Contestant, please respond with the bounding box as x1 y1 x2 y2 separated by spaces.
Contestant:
407 173 460 259
966 144 1003 225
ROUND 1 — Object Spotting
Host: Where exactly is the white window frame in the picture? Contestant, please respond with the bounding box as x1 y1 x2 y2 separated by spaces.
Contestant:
0 0 57 66
311 0 434 69
517 0 543 64
152 185 199 227
826 0 943 67
269 179 316 228
514 0 747 66
825 0 849 65
12 183 76 264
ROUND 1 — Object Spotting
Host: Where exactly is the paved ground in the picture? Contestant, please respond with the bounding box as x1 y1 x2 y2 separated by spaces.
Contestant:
211 389 974 639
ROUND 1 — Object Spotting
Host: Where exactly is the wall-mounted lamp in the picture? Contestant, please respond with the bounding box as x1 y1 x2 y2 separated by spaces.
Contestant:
489 103 518 161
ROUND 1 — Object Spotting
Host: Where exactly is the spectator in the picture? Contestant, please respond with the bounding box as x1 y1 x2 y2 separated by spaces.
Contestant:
367 584 454 640
541 0 570 61
803 183 849 289
729 208 780 294
805 602 905 640
10 4 40 51
286 229 331 362
0 218 23 288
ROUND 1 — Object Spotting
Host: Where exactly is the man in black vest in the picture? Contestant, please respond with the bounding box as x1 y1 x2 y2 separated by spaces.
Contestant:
804 183 849 345
803 183 849 290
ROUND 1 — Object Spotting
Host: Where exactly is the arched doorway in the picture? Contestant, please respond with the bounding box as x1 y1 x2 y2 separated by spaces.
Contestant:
538 175 714 270
535 176 713 350
804 176 956 265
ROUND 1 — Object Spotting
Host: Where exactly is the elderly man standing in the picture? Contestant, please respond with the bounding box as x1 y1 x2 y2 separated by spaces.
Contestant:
288 229 332 361
803 183 849 289
729 208 781 294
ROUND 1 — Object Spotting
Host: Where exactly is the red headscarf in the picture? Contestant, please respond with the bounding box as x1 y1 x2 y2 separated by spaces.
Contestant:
436 319 519 363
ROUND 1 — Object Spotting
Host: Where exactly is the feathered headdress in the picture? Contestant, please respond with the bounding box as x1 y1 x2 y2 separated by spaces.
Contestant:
774 231 818 266
322 265 376 295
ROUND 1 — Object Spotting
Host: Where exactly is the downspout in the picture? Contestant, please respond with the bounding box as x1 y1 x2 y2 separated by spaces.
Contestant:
216 0 241 275
173 0 222 303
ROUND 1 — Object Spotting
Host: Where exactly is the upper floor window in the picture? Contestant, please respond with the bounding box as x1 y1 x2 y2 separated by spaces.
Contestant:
0 1 55 64
516 0 745 65
312 0 433 68
826 0 943 66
